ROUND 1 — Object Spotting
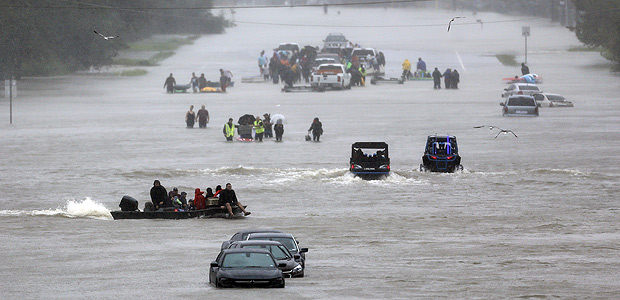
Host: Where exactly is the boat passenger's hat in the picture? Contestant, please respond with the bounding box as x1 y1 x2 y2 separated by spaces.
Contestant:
173 187 178 191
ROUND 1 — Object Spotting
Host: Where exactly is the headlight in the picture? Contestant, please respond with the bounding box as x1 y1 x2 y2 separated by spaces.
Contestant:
352 164 362 170
292 264 303 273
378 164 389 170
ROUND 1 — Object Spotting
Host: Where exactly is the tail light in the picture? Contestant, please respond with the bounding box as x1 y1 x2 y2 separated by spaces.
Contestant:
310 76 313 82
431 156 437 159
446 156 453 160
517 91 523 95
535 107 539 114
351 164 354 169
337 76 341 82
387 165 390 170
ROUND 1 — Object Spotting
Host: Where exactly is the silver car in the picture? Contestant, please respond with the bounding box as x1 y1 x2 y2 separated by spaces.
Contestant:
502 83 542 97
532 93 574 107
500 95 539 116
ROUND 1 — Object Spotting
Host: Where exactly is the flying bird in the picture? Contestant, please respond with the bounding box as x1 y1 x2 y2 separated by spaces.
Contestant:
447 17 465 32
474 125 518 138
93 30 119 40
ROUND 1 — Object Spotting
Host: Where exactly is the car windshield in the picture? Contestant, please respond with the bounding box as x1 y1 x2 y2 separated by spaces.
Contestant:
519 85 540 91
318 65 342 72
352 148 388 161
507 97 535 106
278 44 298 51
243 245 291 260
221 252 275 268
352 49 375 56
326 35 346 42
249 236 298 253
547 95 566 101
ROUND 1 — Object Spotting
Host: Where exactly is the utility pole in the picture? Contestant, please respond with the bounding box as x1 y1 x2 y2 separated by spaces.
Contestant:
9 74 13 125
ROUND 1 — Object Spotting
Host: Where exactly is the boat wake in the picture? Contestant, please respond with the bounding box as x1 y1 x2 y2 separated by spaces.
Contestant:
0 198 112 220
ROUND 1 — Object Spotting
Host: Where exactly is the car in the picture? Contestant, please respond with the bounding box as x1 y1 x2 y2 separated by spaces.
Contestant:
276 42 300 53
313 57 338 68
349 142 390 179
310 63 351 90
532 93 574 107
209 248 286 288
420 135 463 173
323 33 348 53
221 229 283 250
501 83 542 97
350 47 384 75
228 240 304 278
246 232 309 270
500 95 539 116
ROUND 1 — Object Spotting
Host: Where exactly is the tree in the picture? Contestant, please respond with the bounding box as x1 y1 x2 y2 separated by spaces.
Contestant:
573 0 620 63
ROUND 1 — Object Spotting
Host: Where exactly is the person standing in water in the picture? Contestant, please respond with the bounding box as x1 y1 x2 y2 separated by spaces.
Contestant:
163 73 176 93
186 105 195 128
196 105 209 128
223 118 235 141
308 117 323 142
274 119 284 142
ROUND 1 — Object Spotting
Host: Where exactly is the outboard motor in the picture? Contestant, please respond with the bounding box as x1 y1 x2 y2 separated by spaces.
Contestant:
119 195 139 211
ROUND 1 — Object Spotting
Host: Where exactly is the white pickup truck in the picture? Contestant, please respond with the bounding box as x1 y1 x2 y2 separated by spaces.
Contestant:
310 64 351 90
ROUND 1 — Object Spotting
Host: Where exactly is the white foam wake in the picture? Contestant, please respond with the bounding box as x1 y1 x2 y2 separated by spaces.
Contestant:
0 198 112 220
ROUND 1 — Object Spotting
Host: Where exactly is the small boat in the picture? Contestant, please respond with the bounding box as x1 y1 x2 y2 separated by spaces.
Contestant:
111 206 246 220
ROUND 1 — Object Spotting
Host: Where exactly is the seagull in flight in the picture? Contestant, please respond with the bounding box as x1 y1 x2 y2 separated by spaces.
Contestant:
447 17 465 32
93 30 119 40
474 125 518 138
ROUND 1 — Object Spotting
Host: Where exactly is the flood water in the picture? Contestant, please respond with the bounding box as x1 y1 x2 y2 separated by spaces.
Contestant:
1 6 619 300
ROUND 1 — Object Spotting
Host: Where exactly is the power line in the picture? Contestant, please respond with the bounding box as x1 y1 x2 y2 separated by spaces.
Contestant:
1 0 431 10
234 17 544 28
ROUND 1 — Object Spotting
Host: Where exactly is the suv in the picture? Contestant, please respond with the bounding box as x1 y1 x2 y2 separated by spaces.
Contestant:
420 136 462 173
502 83 541 97
500 95 539 116
349 142 390 179
323 33 347 53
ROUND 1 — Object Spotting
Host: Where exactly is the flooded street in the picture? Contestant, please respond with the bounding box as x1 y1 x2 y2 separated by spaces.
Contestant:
1 6 619 299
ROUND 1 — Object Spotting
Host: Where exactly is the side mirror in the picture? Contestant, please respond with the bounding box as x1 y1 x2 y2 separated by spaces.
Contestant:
210 261 218 268
278 263 287 268
293 254 301 260
499 103 505 106
537 103 542 107
300 248 309 253
503 88 508 91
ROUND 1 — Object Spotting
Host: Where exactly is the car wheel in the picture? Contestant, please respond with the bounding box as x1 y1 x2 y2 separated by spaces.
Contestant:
297 271 304 278
215 280 221 288
278 279 285 288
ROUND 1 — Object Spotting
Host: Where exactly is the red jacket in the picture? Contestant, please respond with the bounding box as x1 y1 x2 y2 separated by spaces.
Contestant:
194 188 206 210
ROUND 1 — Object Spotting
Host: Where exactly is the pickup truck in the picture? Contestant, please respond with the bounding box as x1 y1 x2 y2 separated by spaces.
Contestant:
310 63 351 90
351 47 384 75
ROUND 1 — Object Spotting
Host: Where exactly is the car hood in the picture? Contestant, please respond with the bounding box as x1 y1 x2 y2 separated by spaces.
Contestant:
219 268 281 279
276 258 298 271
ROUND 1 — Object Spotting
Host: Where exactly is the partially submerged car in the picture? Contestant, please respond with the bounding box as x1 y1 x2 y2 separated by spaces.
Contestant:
532 93 574 107
323 33 347 53
501 83 542 97
349 142 390 179
420 135 462 173
221 229 283 250
209 248 286 288
246 232 308 271
228 240 304 278
501 95 539 116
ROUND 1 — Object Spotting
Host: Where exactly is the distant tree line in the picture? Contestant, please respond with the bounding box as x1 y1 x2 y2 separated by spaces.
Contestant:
573 0 620 63
0 0 227 78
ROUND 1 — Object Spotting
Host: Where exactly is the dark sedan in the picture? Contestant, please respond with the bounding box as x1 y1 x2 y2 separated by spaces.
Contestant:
220 228 283 250
209 248 286 288
228 240 304 278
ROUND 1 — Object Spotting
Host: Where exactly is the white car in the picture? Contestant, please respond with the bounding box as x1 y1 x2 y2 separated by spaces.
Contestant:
502 83 542 97
532 93 574 107
310 64 351 90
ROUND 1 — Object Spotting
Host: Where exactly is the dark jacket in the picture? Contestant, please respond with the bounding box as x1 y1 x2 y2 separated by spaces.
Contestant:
219 189 238 206
451 70 460 83
432 69 442 80
274 123 284 135
309 121 323 135
150 185 168 208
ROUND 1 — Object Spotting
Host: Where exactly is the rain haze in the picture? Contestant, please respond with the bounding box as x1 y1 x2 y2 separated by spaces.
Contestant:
1 1 619 299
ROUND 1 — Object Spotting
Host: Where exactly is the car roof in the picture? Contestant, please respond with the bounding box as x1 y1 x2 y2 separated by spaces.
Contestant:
508 95 535 99
247 232 294 239
231 240 285 247
537 93 562 97
220 248 273 255
352 142 388 148
233 229 282 236
514 83 539 87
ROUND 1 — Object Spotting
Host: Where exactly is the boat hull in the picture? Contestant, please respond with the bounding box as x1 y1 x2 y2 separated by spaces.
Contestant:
111 206 245 220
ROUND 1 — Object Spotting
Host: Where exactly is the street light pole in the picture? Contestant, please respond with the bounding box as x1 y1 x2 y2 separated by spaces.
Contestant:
522 26 530 65
525 35 528 64
9 74 13 125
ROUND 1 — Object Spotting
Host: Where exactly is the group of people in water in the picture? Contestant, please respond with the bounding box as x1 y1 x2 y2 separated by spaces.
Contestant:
185 105 210 128
164 71 233 93
401 57 461 89
149 180 250 218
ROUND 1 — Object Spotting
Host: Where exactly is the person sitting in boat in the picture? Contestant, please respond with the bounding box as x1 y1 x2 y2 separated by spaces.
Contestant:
169 187 180 203
194 188 206 210
205 187 214 198
219 183 251 218
174 192 188 210
150 180 169 210
213 185 223 199
187 199 195 211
